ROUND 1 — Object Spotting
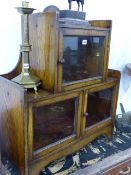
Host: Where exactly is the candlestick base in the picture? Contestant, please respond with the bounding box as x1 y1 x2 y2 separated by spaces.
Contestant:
12 73 41 91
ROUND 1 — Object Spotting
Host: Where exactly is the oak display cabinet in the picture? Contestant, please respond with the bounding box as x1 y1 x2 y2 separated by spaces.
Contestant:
0 71 120 175
0 11 120 175
28 12 111 92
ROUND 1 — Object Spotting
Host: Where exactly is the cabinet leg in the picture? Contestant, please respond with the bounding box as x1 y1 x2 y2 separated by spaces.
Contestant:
107 132 113 139
104 130 114 143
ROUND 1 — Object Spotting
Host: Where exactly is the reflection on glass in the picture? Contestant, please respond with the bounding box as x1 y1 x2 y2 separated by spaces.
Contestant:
86 88 113 127
33 98 76 151
62 36 104 83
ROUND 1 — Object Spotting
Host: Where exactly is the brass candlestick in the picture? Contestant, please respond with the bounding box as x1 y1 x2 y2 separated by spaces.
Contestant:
12 1 41 92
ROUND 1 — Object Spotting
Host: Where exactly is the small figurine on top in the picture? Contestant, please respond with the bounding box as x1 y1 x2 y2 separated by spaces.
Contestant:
68 0 85 11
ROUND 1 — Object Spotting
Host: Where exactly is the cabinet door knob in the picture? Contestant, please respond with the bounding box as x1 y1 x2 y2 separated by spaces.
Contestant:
58 59 65 64
120 166 131 174
84 112 88 117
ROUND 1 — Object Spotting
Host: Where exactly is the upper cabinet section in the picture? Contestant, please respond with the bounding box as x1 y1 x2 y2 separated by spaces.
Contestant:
28 12 111 92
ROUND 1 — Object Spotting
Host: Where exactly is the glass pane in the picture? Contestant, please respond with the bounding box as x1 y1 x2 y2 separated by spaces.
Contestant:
33 98 76 151
62 36 104 83
86 88 113 127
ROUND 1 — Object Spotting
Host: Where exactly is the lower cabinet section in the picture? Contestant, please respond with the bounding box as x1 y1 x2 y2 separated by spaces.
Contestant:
0 71 120 175
28 81 118 161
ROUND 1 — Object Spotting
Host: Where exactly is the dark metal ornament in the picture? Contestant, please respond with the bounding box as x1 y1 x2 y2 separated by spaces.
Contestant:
115 103 131 133
68 0 85 11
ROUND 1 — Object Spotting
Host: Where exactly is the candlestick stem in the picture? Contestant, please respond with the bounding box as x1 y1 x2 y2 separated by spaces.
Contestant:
12 4 41 92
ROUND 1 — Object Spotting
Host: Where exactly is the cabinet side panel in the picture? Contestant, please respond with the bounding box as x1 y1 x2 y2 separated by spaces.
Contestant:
0 77 26 174
29 12 59 92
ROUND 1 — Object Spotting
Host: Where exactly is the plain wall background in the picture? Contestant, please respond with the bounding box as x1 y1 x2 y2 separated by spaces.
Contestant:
0 0 131 113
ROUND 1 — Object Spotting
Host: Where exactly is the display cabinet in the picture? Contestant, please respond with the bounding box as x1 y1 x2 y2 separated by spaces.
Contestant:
29 12 111 92
0 10 120 175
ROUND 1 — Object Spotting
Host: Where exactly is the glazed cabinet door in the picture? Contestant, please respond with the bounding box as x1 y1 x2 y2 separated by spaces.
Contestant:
57 28 110 91
28 92 82 159
81 83 118 134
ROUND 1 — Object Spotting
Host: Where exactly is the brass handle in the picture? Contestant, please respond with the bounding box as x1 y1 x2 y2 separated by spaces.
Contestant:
120 166 131 174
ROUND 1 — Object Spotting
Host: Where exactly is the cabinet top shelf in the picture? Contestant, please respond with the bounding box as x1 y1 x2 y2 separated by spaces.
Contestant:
27 76 119 103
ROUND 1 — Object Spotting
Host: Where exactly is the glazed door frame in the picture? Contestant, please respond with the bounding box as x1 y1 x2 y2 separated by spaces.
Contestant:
57 27 110 92
28 91 83 160
81 81 119 135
